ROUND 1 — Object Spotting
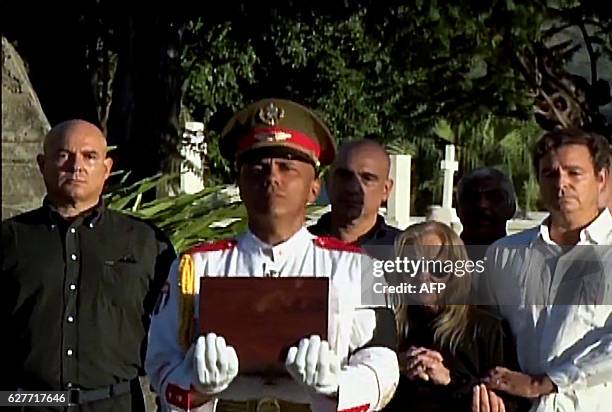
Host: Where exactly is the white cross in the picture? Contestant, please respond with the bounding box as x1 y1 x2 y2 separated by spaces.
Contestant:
440 144 458 209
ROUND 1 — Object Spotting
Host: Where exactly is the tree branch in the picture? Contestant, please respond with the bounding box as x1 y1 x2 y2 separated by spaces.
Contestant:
577 21 598 84
542 22 574 38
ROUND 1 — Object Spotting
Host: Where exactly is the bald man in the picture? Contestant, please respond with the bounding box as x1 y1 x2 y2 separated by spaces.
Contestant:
2 120 176 411
309 139 401 253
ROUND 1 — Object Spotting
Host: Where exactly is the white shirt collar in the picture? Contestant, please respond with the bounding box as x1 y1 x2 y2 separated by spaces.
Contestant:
538 208 612 245
240 226 314 261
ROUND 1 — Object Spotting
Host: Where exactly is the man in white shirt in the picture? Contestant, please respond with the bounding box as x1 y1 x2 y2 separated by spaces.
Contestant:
478 128 612 412
145 98 399 412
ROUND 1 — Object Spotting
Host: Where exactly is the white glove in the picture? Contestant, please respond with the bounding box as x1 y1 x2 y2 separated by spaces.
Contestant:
192 333 239 395
285 335 341 396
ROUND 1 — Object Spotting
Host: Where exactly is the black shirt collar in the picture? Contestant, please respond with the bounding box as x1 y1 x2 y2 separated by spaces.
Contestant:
310 212 390 244
360 214 389 242
42 197 106 228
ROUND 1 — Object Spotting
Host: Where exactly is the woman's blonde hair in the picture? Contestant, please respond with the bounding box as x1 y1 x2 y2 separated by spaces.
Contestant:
392 221 472 353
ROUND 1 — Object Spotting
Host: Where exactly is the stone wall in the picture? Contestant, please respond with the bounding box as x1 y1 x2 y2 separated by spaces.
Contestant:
2 36 49 219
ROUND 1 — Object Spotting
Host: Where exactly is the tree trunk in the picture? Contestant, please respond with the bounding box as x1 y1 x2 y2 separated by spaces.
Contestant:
106 14 187 190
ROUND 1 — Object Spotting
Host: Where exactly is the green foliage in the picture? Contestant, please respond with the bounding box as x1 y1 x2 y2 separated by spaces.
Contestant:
104 174 247 253
9 2 608 185
151 2 607 214
27 1 602 215
181 19 259 182
7 2 608 221
177 1 559 181
175 2 604 208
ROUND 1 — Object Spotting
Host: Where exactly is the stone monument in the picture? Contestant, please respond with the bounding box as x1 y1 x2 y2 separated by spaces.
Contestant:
2 36 50 219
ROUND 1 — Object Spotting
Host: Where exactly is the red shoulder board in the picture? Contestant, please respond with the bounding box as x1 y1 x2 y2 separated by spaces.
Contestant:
188 238 237 254
313 236 364 253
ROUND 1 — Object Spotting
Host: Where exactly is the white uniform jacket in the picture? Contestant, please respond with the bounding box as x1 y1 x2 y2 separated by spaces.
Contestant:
146 227 399 412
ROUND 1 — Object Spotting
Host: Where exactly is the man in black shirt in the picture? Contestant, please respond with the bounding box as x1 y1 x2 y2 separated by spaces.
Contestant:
309 139 400 307
309 139 401 255
2 120 176 411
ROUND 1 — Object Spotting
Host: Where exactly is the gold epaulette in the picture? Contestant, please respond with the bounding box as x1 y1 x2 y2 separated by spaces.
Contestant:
178 253 196 351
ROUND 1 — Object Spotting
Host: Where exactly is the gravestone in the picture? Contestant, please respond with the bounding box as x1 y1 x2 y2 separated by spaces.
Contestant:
179 121 206 194
2 36 49 219
440 144 458 212
421 145 462 233
387 154 412 229
159 121 207 198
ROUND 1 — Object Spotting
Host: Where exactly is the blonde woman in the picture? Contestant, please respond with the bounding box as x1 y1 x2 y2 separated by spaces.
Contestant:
383 221 529 412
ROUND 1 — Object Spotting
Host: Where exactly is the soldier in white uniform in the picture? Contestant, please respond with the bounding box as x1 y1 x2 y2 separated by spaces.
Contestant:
145 98 399 412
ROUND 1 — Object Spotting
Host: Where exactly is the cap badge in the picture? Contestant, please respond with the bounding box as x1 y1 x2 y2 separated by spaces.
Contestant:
254 131 292 142
258 102 285 126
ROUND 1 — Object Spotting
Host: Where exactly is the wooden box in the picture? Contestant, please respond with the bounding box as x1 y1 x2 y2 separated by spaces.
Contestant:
199 277 329 376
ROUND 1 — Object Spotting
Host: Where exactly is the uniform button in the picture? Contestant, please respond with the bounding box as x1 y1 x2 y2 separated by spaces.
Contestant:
66 349 73 356
70 228 76 234
69 284 77 291
70 254 77 261
67 316 74 323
